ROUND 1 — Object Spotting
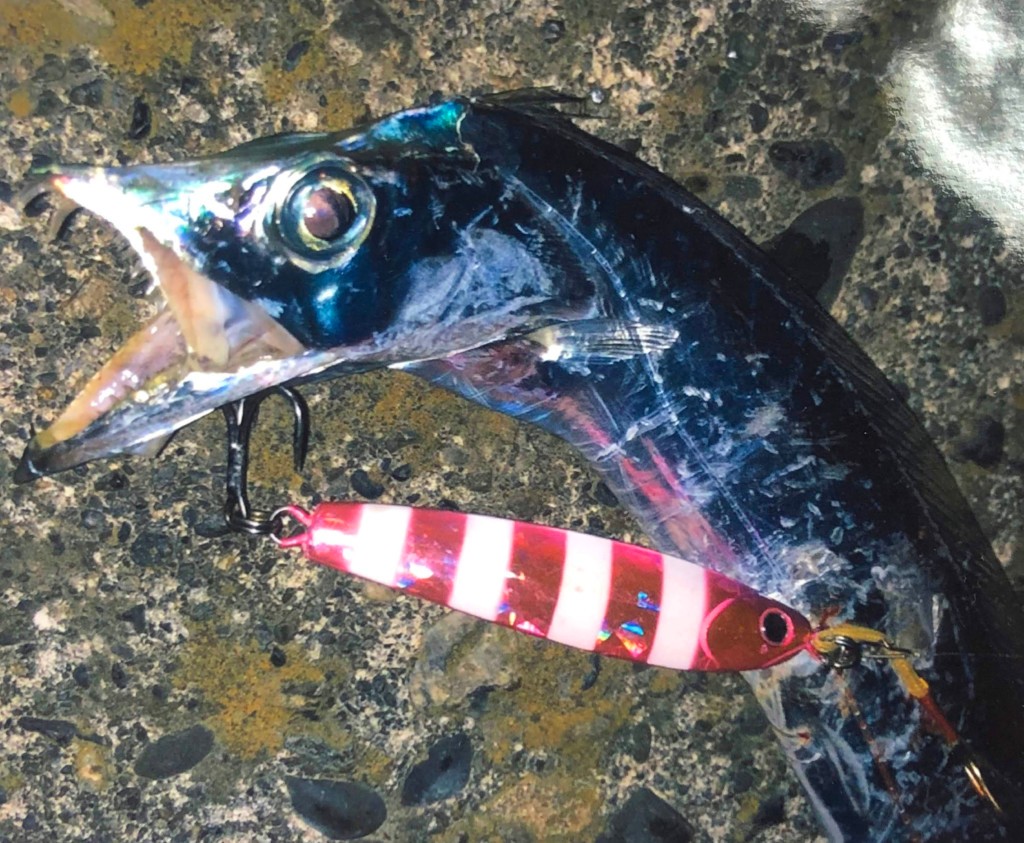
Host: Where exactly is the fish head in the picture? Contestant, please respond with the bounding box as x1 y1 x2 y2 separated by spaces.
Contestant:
16 98 599 481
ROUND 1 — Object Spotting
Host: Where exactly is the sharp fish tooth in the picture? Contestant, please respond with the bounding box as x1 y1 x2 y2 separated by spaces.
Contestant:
138 229 231 368
37 310 186 447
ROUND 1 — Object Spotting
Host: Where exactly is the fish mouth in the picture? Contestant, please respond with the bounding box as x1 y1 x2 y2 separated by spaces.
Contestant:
14 167 341 482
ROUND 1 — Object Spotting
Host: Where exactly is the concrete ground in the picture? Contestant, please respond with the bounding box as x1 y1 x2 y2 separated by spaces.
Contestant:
1 1 1021 841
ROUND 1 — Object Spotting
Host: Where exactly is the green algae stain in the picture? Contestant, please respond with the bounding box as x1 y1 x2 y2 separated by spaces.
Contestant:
259 27 366 130
370 370 520 467
447 771 606 843
8 88 33 118
0 0 243 76
175 626 343 760
465 638 637 840
480 641 634 764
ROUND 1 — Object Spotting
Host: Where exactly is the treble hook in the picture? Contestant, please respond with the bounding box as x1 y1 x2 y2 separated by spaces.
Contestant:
221 385 310 536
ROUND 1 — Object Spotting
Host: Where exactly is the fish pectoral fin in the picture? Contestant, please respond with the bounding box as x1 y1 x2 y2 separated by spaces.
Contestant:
762 196 865 309
527 319 679 364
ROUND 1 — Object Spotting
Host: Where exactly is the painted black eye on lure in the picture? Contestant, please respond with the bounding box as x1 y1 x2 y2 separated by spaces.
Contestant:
759 608 794 647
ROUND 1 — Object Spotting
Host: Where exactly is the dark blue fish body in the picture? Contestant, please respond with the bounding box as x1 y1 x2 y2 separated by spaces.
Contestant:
17 96 1024 840
404 102 1024 839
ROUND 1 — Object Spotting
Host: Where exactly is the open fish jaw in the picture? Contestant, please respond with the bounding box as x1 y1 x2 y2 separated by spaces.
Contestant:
15 167 311 480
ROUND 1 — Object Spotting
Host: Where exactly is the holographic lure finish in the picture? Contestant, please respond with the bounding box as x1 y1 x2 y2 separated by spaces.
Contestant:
16 94 1024 839
275 502 813 673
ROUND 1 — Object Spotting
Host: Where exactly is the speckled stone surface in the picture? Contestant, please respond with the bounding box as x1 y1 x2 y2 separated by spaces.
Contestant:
0 2 1021 841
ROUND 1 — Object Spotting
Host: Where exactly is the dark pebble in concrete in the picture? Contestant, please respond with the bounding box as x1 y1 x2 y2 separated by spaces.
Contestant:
724 175 761 201
978 285 1007 326
822 31 863 53
541 18 566 43
725 30 761 75
22 192 52 218
748 102 769 133
733 767 754 793
35 89 63 117
179 75 202 95
400 732 473 805
128 98 152 140
0 622 27 651
66 56 92 74
581 652 602 691
765 196 864 306
283 40 311 71
134 724 213 779
192 513 233 538
955 415 1005 468
95 470 130 491
130 530 175 566
390 462 412 481
72 664 91 689
68 79 105 108
19 716 78 746
33 56 66 83
768 140 846 189
592 481 619 508
285 776 386 839
858 286 880 311
350 469 384 500
81 508 106 530
120 604 146 634
625 722 652 763
596 787 695 842
751 793 787 832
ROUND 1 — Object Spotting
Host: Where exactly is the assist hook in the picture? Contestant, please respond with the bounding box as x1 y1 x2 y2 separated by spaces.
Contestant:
222 385 310 536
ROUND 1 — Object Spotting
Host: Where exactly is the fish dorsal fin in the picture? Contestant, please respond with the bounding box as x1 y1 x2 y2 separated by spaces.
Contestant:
474 88 586 117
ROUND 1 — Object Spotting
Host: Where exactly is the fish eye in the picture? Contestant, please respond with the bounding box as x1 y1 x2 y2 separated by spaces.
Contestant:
759 608 795 647
271 160 375 271
300 184 354 242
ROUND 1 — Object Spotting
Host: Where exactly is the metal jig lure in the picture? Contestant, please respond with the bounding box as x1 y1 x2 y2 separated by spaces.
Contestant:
273 500 812 672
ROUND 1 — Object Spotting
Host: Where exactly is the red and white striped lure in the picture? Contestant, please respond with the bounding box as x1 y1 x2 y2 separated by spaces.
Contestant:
275 503 813 672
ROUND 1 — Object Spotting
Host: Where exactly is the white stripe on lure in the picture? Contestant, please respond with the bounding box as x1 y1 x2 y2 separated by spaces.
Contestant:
275 503 813 672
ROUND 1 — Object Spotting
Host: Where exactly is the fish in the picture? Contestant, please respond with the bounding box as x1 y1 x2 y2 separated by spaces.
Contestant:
15 92 1024 840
